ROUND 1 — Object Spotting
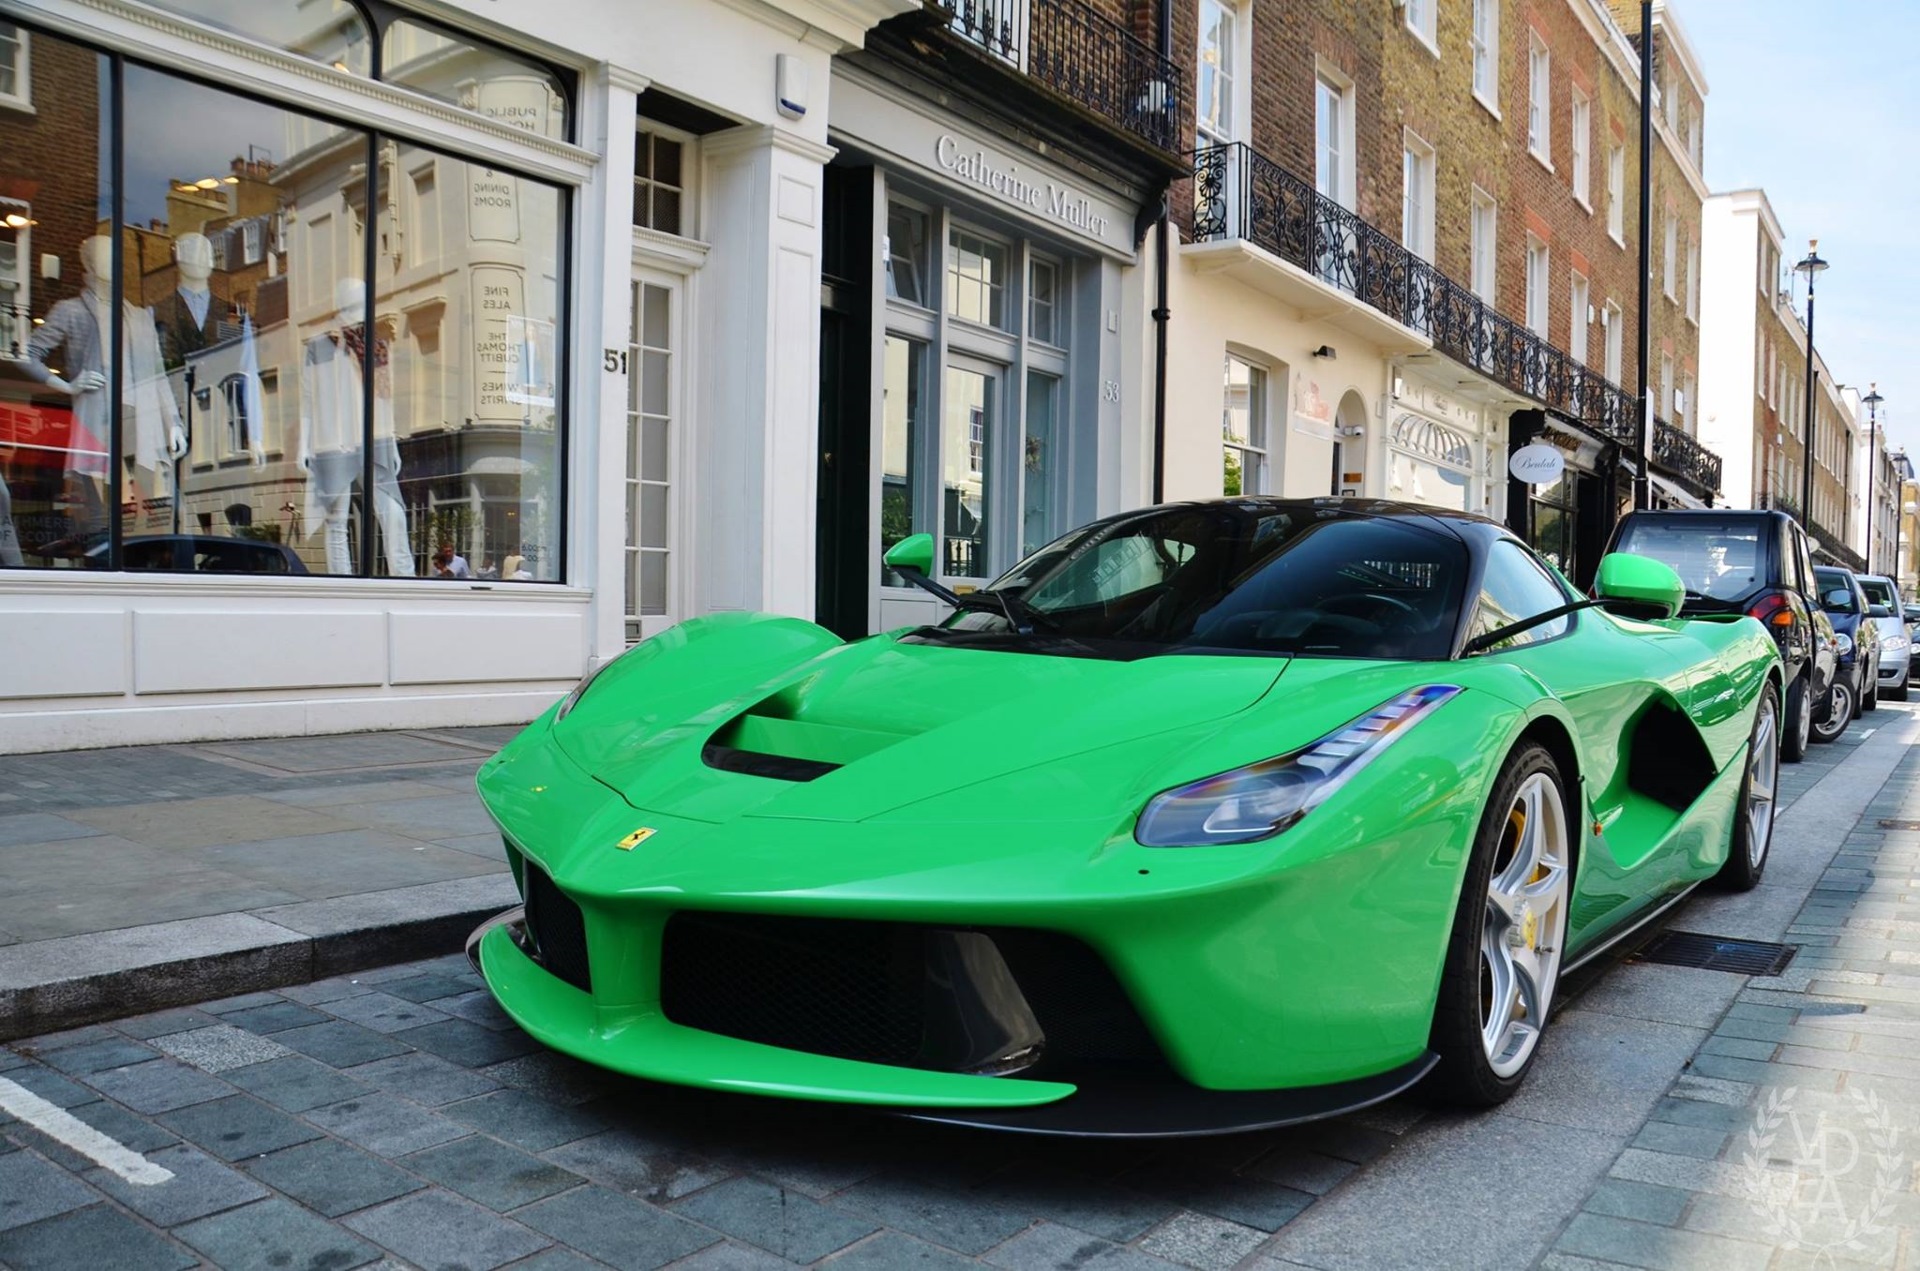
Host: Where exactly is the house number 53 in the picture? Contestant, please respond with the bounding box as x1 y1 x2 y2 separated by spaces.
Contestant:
1101 379 1120 402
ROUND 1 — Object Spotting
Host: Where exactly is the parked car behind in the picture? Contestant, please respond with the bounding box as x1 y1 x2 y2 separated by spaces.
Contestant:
1607 508 1836 762
84 535 309 575
1855 574 1910 701
1813 567 1877 739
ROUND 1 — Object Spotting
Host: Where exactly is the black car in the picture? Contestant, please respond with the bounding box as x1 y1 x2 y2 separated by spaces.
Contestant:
85 535 310 575
1813 566 1878 741
1606 509 1837 762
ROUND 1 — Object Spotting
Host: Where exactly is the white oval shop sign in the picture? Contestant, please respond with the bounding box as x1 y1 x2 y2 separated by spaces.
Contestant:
1509 443 1566 485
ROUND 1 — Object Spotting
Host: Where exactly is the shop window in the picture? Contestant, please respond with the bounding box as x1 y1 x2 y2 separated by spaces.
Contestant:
884 203 931 308
1387 414 1473 512
1223 355 1268 496
947 228 1008 330
1526 469 1579 577
382 19 568 140
879 335 927 586
1023 370 1061 557
943 360 998 577
144 0 372 76
0 21 29 109
634 127 686 237
1028 257 1060 345
626 280 674 634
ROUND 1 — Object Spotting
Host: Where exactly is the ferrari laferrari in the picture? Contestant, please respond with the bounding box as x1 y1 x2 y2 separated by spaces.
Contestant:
468 499 1781 1135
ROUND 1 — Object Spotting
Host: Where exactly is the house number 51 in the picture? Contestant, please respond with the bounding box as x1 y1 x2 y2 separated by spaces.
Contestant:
603 349 629 374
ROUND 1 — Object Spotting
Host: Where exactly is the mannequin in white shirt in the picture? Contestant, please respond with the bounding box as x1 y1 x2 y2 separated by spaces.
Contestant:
298 277 413 575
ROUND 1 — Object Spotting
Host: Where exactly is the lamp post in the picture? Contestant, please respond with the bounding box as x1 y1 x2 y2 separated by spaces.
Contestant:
1633 0 1654 511
1795 241 1827 536
1864 384 1884 573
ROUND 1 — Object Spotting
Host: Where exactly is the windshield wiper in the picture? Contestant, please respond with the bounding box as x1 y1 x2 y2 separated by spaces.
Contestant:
1463 598 1600 656
889 560 1054 634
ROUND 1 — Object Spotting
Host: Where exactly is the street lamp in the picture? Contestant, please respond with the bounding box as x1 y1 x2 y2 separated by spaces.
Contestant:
1864 384 1884 573
1795 241 1827 537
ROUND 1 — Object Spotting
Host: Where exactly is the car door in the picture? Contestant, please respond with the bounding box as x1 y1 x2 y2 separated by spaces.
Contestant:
1789 526 1837 698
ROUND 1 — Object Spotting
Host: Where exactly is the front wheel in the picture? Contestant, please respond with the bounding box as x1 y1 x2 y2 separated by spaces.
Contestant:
1889 677 1910 703
1428 743 1571 1106
1783 675 1812 763
1718 681 1780 891
1812 677 1853 743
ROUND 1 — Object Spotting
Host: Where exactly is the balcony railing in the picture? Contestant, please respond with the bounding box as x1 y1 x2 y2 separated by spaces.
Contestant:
1192 142 1722 497
931 0 1183 154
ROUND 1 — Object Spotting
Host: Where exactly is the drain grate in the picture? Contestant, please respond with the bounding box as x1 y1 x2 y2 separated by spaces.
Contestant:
1631 930 1799 976
1878 819 1920 830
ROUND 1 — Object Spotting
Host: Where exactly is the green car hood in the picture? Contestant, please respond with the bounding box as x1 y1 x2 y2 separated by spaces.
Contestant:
556 628 1290 824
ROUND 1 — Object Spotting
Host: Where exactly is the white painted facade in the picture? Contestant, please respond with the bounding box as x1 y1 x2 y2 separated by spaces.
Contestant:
1695 189 1774 508
0 0 913 754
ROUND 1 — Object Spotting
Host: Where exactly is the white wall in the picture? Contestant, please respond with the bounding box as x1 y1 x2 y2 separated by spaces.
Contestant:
1697 195 1762 507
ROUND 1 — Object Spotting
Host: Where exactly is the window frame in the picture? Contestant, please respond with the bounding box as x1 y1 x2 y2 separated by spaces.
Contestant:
1404 0 1439 56
1603 301 1624 382
1527 32 1552 166
1470 0 1499 113
1222 351 1271 497
1606 143 1625 245
1569 271 1589 367
1315 61 1357 210
1469 187 1497 303
1663 212 1679 300
1401 130 1436 262
1685 234 1700 324
633 119 695 241
1469 538 1580 655
1570 88 1591 210
0 20 31 112
1525 234 1550 337
1195 0 1248 147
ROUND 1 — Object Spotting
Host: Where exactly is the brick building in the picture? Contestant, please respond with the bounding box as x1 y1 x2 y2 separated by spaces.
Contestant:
1157 0 1720 586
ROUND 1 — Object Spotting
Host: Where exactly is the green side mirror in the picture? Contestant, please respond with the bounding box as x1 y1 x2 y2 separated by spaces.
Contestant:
883 532 935 577
1594 552 1685 620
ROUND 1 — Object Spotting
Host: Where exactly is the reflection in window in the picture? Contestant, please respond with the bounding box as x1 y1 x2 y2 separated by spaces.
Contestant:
1028 258 1059 344
1 29 110 570
626 280 673 633
944 365 994 577
885 203 929 308
144 0 372 76
947 229 1007 328
383 19 567 140
879 336 924 585
1023 371 1058 557
1473 542 1572 649
633 128 685 235
379 142 564 582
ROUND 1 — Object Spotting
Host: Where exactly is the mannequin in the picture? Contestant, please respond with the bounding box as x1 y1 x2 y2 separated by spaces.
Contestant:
298 277 413 576
0 472 22 567
22 236 186 527
155 232 222 369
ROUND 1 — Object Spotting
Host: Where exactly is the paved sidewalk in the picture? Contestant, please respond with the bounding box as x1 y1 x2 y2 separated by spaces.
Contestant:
0 729 520 1038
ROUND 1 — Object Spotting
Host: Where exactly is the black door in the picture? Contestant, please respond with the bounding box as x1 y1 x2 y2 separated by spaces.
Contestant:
815 164 875 640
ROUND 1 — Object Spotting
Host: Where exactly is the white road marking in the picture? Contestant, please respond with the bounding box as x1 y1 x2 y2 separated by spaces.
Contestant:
0 1074 173 1185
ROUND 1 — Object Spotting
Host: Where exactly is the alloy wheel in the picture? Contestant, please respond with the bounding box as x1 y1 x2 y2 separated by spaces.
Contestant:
1815 682 1853 741
1478 772 1569 1079
1746 690 1779 866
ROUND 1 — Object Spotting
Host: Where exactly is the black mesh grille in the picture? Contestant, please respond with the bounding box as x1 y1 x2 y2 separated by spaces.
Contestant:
658 913 1167 1077
523 866 592 993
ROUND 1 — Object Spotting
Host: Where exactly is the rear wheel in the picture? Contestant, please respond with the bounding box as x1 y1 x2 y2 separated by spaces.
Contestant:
1783 674 1812 763
1890 678 1910 703
1429 743 1570 1106
1813 677 1853 743
1718 681 1779 892
1863 661 1880 712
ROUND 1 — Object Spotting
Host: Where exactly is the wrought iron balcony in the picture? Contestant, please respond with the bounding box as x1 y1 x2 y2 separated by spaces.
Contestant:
931 0 1183 154
1192 142 1722 498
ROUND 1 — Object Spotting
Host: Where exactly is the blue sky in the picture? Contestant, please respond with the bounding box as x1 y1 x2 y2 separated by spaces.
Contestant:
1684 0 1918 458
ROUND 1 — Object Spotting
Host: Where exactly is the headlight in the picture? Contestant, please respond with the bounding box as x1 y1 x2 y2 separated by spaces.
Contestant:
1835 632 1854 657
1886 634 1909 653
1135 685 1461 847
555 650 627 720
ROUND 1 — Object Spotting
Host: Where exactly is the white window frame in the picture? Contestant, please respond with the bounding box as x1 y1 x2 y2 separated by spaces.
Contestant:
1401 131 1435 262
1685 235 1700 324
1315 60 1357 209
625 261 694 642
1569 271 1589 367
1525 234 1549 337
0 195 29 361
1404 0 1438 56
0 22 30 113
1570 88 1591 210
1471 0 1499 113
1687 112 1702 170
1527 32 1552 166
1606 143 1625 244
1223 351 1272 496
1196 0 1249 147
1469 187 1497 303
1661 353 1676 421
634 119 697 241
1604 301 1623 382
1663 212 1678 299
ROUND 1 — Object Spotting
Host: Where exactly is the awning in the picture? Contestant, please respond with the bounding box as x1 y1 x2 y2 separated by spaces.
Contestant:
1649 472 1707 509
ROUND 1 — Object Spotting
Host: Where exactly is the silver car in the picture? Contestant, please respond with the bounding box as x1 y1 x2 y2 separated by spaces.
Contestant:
1857 575 1910 701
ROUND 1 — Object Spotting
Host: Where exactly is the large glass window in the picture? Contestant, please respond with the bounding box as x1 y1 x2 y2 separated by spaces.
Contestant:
2 25 567 578
1471 0 1498 105
1528 34 1551 161
145 0 371 75
1022 369 1059 558
626 280 673 635
944 361 996 577
947 228 1007 329
879 335 925 584
885 203 931 308
1196 0 1237 146
1223 355 1267 495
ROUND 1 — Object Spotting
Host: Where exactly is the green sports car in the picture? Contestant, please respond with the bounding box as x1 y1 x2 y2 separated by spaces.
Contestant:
468 499 1782 1135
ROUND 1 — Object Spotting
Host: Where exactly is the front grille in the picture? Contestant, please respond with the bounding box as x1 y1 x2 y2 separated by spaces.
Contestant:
522 866 592 993
659 913 1168 1077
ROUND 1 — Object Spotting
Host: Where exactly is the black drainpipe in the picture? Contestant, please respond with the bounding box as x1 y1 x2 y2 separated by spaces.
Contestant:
1150 0 1173 504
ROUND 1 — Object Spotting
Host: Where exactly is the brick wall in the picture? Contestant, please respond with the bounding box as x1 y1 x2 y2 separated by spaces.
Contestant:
0 29 104 326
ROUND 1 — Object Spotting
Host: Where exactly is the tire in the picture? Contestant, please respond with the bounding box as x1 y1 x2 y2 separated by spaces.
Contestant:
1428 742 1571 1107
1782 674 1812 763
1717 681 1780 892
1859 663 1875 716
1812 677 1853 744
1890 679 1910 703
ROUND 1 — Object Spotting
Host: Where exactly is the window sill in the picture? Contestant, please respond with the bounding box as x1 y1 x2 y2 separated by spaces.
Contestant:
0 96 35 116
1609 231 1626 249
1529 148 1554 174
1573 195 1593 216
1407 26 1441 60
1473 91 1501 121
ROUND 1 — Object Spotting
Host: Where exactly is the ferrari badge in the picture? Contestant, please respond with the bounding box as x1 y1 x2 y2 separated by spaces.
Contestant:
616 827 657 851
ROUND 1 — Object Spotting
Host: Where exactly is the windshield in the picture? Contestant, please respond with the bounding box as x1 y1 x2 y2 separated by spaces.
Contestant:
1859 578 1897 610
1816 568 1858 614
906 503 1470 661
1614 517 1764 603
